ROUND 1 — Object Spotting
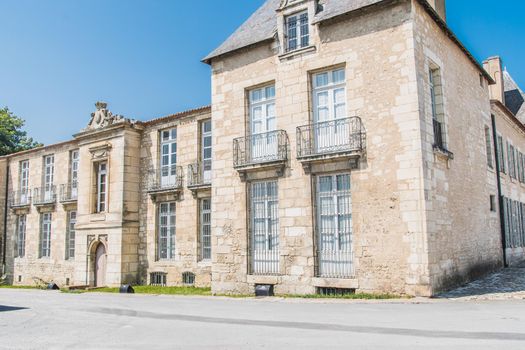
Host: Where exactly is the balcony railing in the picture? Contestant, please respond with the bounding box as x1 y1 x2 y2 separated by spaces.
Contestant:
9 190 31 207
147 165 183 193
250 249 280 275
296 117 366 159
316 250 354 279
187 160 212 188
233 130 288 168
33 185 57 206
60 182 78 203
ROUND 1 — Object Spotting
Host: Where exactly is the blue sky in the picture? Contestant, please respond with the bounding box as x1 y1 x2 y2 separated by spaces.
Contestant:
1 0 524 145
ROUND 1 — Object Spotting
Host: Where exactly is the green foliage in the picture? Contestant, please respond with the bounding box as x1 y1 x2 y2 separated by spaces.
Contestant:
0 107 42 156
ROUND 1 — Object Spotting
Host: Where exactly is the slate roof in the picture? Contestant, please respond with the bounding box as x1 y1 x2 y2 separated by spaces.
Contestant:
503 70 525 123
202 0 381 63
202 0 493 83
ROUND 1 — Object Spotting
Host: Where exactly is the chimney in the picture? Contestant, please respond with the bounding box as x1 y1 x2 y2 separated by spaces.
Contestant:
427 0 446 21
483 56 505 104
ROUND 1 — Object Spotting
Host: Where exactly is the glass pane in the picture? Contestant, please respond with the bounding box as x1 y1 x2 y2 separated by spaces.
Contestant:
251 89 262 102
265 86 275 99
333 69 345 83
318 176 332 192
315 73 329 88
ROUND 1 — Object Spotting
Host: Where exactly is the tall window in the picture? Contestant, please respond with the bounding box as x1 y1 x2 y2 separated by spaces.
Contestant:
507 141 516 179
312 68 347 152
40 213 52 258
249 85 277 161
43 155 55 201
484 126 493 169
316 174 353 278
16 215 26 258
497 135 506 173
66 211 76 259
201 120 212 183
250 180 279 275
285 11 309 52
95 162 107 212
429 65 446 150
158 202 176 260
160 128 177 187
19 160 29 204
200 198 212 261
70 150 79 198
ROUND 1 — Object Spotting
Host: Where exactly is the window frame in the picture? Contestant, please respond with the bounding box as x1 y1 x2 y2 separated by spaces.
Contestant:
19 160 29 193
157 202 176 260
429 64 447 151
43 155 55 189
199 198 212 261
285 10 309 52
40 213 52 258
484 126 493 169
95 162 108 213
16 214 26 258
66 211 77 260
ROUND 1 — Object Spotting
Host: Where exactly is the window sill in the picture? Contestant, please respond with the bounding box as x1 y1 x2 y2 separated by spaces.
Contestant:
433 145 454 160
279 45 316 61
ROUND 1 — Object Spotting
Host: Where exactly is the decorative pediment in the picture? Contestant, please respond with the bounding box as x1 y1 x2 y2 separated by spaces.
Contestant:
84 101 130 131
279 0 309 11
89 143 112 160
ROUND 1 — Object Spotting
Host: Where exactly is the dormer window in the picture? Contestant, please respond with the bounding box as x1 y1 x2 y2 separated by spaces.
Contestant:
285 11 309 52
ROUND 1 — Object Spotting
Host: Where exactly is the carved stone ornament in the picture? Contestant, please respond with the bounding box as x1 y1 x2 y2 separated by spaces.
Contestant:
84 101 133 131
89 143 112 160
279 0 307 10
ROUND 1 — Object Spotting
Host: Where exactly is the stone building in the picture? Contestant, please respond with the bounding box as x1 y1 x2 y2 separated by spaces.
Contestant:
0 0 524 296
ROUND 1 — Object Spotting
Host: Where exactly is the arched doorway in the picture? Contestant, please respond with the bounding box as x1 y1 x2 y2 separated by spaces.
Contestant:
95 243 107 287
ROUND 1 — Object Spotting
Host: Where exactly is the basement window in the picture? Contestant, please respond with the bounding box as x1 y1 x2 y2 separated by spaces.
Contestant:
317 287 355 297
182 272 195 286
150 272 167 286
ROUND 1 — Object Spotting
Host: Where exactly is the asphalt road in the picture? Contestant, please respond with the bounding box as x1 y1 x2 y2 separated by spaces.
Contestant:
0 289 524 350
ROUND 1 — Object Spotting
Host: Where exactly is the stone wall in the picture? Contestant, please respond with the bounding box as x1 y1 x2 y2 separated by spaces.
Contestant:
210 1 431 296
0 157 7 273
412 0 502 293
491 102 525 265
5 141 78 286
138 109 212 287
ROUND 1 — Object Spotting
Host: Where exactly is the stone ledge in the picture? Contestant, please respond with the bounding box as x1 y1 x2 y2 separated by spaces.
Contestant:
312 277 359 289
247 275 282 285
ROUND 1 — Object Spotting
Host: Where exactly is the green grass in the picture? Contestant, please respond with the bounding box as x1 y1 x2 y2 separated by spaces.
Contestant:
2 284 405 300
282 293 407 300
85 285 212 295
0 285 45 290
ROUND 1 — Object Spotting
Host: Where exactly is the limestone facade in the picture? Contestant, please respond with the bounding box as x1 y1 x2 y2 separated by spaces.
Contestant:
0 0 524 296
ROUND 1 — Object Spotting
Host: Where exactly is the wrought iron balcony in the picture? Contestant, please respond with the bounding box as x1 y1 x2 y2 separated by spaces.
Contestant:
187 160 212 189
60 182 78 203
147 165 183 194
233 130 288 171
33 186 57 206
9 190 31 208
296 117 366 161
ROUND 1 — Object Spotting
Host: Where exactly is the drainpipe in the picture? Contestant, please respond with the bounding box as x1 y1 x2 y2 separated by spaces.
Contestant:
2 164 9 274
491 114 508 267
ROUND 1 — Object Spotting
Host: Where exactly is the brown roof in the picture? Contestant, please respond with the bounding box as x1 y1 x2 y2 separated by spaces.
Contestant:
142 105 211 126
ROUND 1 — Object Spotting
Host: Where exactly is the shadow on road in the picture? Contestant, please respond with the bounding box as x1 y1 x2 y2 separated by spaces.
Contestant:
0 305 29 312
437 262 525 299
